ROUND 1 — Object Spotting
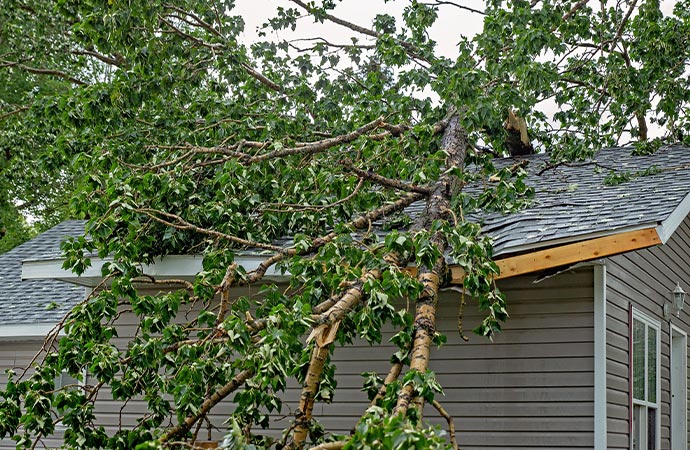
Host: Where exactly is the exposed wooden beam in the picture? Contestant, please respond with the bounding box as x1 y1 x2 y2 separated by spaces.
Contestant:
447 227 661 283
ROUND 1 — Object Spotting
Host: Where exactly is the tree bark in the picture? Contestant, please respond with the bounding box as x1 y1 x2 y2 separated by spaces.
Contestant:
288 252 405 448
395 114 468 416
290 344 332 447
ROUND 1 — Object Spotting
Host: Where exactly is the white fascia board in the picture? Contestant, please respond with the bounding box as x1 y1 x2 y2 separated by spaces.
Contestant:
0 323 60 340
493 222 659 257
656 191 690 244
22 255 287 285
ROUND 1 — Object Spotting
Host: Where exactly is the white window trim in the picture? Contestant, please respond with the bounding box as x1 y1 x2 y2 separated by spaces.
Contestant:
54 368 87 430
670 324 687 450
631 308 661 450
594 264 607 450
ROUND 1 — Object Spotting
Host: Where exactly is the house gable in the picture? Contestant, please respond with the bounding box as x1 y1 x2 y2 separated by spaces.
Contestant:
604 211 690 449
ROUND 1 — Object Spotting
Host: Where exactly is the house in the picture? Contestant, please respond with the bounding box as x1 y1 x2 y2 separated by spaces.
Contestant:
5 145 690 449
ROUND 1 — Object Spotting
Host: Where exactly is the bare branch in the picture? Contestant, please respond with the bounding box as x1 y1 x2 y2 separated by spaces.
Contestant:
432 399 458 450
135 117 386 173
612 0 639 48
240 62 283 92
288 0 431 63
422 1 485 15
0 106 29 121
163 4 225 39
262 177 365 213
0 59 86 85
243 117 384 163
159 16 223 51
158 14 284 93
561 0 589 22
133 207 284 252
289 36 376 52
340 158 432 195
159 368 254 443
71 50 124 67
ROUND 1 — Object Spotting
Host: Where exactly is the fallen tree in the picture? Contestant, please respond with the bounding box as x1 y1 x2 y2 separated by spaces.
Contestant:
0 0 688 449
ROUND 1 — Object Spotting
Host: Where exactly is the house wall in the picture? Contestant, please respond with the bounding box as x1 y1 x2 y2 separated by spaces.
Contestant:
304 267 596 449
605 215 690 450
0 267 595 449
0 338 65 449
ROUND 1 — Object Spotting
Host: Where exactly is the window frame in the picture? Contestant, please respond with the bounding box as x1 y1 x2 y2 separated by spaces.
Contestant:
53 369 87 430
631 308 661 450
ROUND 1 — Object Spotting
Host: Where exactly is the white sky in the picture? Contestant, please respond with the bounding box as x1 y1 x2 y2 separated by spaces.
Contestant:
232 0 679 142
233 0 677 59
234 0 486 58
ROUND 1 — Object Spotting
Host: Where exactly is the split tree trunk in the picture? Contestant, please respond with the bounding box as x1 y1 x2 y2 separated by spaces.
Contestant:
395 115 468 416
504 109 534 156
287 253 405 449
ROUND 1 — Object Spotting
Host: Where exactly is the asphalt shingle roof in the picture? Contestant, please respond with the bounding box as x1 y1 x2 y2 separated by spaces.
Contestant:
7 145 690 325
0 220 84 325
471 145 690 255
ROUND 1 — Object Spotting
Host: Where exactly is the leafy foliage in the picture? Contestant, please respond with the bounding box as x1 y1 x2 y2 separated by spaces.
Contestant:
0 0 688 449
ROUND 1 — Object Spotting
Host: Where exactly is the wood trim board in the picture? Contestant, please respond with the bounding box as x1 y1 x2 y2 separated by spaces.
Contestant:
447 227 661 283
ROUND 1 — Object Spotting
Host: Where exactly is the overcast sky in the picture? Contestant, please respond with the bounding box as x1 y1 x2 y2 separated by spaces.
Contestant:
233 0 678 60
231 0 679 142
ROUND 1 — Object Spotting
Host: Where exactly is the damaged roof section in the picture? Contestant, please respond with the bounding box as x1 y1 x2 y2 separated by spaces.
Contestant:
467 145 690 257
17 146 690 289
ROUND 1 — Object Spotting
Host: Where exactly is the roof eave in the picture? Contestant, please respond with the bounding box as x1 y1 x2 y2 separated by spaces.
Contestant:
22 255 287 287
472 227 662 282
24 215 682 287
655 190 690 244
492 222 660 257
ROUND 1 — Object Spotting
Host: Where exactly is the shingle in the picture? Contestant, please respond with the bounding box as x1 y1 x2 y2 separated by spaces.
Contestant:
475 145 690 255
0 221 85 325
9 146 690 325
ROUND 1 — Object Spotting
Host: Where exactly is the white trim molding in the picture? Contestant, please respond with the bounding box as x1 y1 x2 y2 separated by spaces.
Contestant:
0 323 58 340
670 324 687 450
593 264 607 450
22 255 287 287
656 191 690 244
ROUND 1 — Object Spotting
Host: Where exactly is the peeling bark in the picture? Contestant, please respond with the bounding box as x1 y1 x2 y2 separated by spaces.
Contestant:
394 272 440 416
288 252 405 448
289 344 332 448
395 114 468 416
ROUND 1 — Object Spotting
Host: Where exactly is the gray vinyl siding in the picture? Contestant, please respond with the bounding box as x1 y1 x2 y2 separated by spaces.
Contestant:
0 339 65 449
431 267 595 449
274 267 596 449
605 214 690 450
0 268 595 449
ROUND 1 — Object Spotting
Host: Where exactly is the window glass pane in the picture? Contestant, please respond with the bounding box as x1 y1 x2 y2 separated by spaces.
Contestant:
55 371 81 389
633 405 642 450
648 406 657 450
633 319 646 401
648 326 657 404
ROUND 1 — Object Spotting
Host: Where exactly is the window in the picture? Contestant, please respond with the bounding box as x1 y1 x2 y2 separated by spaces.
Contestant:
53 370 87 429
55 371 84 390
632 310 660 450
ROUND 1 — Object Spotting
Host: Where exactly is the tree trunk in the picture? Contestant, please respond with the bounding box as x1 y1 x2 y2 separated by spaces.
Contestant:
395 115 468 415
